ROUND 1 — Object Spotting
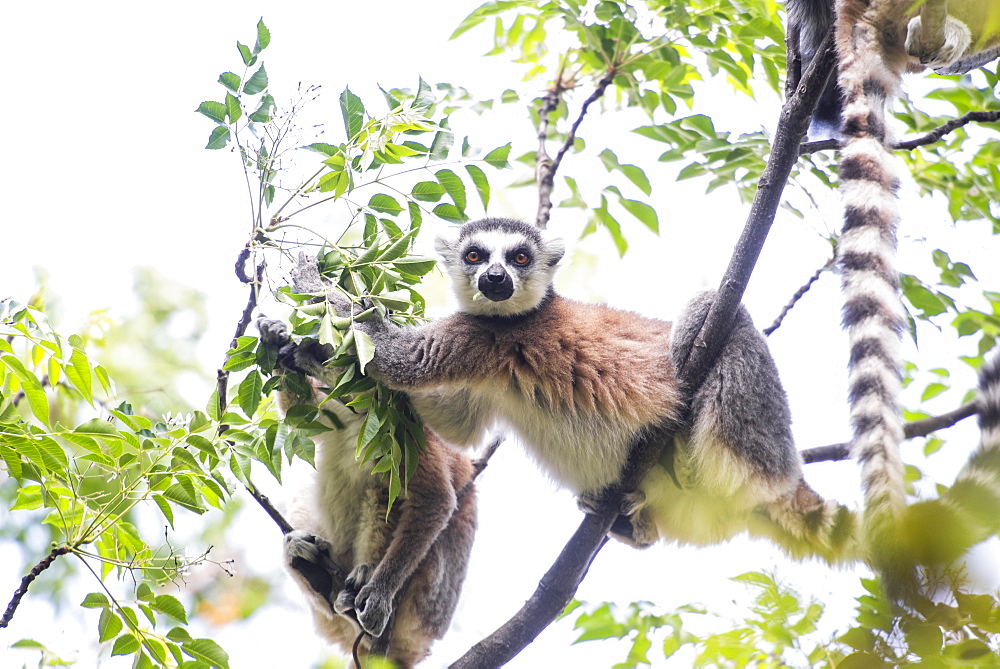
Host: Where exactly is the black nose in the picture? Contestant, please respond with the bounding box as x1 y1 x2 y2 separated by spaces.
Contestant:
485 264 507 283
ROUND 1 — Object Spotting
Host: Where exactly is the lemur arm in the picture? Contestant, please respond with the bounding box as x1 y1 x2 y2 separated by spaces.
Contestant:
288 254 483 391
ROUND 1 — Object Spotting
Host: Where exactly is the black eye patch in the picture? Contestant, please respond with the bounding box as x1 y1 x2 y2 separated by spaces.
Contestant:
464 247 488 264
506 247 532 267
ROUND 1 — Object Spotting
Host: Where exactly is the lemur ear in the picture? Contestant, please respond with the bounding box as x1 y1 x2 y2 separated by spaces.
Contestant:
434 226 462 258
540 231 566 267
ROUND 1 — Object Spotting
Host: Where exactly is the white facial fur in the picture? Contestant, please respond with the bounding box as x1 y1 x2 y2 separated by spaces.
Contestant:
435 222 565 317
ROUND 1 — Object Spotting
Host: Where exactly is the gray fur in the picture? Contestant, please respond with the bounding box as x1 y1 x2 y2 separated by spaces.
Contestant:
259 317 477 667
669 291 799 480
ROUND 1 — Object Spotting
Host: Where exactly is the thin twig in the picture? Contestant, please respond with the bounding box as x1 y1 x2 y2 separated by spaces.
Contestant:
903 400 979 439
246 481 295 534
217 260 297 537
801 399 980 463
763 256 834 336
800 110 1000 155
0 545 71 628
894 111 1000 150
536 70 616 230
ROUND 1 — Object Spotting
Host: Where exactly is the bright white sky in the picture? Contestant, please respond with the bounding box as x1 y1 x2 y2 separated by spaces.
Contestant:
3 2 1000 668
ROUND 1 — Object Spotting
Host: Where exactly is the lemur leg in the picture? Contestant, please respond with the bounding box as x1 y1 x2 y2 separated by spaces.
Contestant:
339 436 460 638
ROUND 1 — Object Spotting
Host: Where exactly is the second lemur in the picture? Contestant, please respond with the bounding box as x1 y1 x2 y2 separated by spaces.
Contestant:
259 319 477 668
289 217 857 562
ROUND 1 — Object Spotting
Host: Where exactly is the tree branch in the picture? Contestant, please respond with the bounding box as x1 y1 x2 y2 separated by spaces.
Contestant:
801 399 980 463
450 514 613 668
536 70 616 229
799 111 1000 155
0 546 71 629
763 256 834 336
675 30 836 392
894 111 1000 150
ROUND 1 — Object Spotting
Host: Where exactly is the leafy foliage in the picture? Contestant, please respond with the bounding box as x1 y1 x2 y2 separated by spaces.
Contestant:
570 572 830 668
0 299 234 666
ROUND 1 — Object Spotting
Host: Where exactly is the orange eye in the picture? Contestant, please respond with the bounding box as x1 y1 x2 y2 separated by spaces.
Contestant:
466 251 480 262
514 253 529 265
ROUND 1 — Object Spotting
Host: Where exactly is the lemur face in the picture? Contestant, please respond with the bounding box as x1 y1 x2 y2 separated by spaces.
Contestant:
435 218 565 317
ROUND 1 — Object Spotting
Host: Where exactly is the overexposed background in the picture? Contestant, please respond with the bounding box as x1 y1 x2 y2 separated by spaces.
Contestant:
3 2 999 667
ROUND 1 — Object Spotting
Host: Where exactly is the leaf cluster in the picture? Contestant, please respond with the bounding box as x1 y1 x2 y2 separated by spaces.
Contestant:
1 299 238 666
80 586 229 669
836 579 1000 667
569 572 828 668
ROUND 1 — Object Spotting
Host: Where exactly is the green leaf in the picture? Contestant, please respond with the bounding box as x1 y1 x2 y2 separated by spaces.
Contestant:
218 72 241 93
921 382 948 401
340 87 366 141
162 482 206 514
413 77 435 112
226 94 242 124
429 120 453 161
377 229 418 263
238 370 263 418
98 608 123 643
465 164 490 210
236 42 254 66
182 638 230 668
254 18 270 53
242 65 268 95
205 126 231 150
435 169 467 211
64 347 94 400
74 418 119 437
1 355 49 427
111 633 140 656
249 93 274 123
598 148 652 195
151 595 188 624
483 143 512 169
303 143 341 156
392 256 436 276
609 188 659 233
433 203 466 223
355 331 376 373
195 101 227 124
379 85 401 110
81 592 111 608
411 181 445 202
368 194 403 216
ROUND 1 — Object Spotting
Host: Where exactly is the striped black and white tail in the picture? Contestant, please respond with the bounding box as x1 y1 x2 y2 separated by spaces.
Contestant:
834 1 911 597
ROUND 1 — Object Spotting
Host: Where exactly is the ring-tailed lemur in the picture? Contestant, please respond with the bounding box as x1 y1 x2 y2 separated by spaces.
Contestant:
285 217 859 563
259 319 477 669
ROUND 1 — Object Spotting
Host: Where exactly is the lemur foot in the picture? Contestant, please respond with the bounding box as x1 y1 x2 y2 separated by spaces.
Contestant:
334 564 392 637
577 489 645 517
608 513 659 549
905 15 971 69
